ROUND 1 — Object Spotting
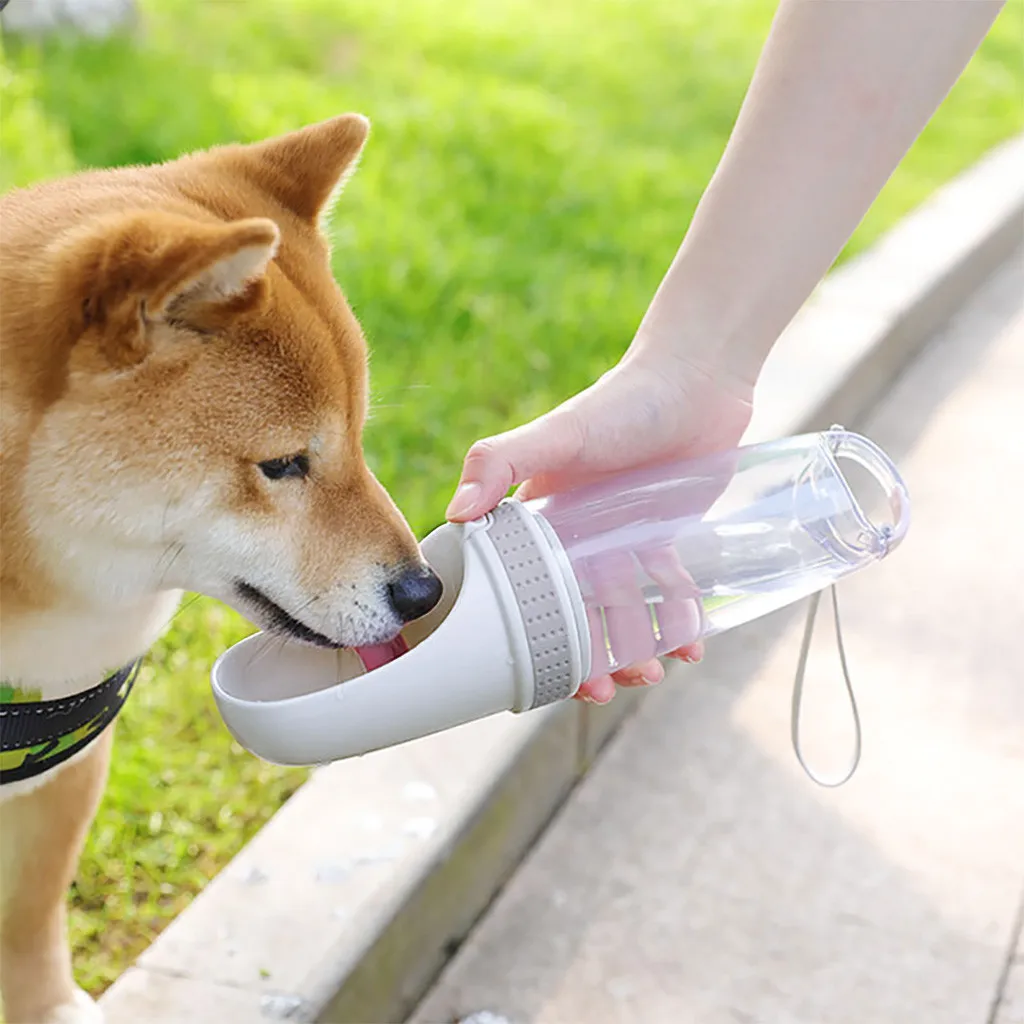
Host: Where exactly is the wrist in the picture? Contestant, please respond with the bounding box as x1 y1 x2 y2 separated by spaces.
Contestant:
623 325 759 406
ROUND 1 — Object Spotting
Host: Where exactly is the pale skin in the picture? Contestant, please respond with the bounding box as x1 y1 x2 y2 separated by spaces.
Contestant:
446 0 1006 703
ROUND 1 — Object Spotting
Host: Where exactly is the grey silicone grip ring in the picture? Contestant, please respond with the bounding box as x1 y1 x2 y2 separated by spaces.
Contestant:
486 502 576 709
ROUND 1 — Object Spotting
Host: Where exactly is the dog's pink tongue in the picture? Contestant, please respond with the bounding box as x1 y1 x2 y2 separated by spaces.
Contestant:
355 634 410 672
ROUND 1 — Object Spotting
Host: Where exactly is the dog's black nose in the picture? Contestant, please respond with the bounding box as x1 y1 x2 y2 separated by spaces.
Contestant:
387 565 443 623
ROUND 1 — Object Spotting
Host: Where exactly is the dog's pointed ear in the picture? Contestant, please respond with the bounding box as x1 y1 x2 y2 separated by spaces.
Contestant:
61 210 280 367
212 114 370 223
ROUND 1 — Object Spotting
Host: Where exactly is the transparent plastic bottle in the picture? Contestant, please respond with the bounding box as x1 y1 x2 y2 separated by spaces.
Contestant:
527 427 910 679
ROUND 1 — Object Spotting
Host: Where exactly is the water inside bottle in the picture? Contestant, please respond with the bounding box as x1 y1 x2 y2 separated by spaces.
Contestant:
581 575 846 676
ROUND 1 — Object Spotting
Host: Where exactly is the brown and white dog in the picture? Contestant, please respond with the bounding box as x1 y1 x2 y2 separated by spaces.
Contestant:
0 115 442 1023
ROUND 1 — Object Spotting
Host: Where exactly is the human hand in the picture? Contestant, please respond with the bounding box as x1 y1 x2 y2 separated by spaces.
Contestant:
445 350 754 703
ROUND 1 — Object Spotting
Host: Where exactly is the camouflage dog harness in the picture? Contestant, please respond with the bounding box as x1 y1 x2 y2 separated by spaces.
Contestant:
0 660 140 785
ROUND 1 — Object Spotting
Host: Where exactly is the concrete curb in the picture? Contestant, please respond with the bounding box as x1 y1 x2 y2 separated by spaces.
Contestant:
100 135 1024 1024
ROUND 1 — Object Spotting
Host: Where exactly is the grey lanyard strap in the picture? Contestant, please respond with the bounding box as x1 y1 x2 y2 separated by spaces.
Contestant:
790 584 862 788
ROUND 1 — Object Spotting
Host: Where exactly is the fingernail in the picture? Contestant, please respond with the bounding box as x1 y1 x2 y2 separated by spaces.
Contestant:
446 482 481 520
640 661 665 686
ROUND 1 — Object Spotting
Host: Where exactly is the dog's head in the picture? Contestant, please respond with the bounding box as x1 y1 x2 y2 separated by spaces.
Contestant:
15 115 441 648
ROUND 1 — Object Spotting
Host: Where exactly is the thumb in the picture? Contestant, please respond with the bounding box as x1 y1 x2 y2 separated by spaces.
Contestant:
446 408 585 522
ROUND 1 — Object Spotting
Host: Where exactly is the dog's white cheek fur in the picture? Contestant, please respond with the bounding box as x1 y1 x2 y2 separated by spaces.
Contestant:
23 450 216 601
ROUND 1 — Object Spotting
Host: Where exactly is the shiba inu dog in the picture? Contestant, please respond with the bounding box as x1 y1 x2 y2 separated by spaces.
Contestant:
0 114 442 1023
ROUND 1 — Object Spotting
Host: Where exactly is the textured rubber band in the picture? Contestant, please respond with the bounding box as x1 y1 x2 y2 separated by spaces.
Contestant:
487 502 576 709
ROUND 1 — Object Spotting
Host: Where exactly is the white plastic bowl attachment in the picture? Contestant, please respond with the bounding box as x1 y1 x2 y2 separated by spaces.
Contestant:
210 505 587 765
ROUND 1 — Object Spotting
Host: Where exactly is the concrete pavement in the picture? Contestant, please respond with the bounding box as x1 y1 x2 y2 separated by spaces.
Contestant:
414 252 1024 1024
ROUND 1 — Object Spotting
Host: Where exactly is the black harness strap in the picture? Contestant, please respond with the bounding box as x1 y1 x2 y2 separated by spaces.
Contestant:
0 660 141 785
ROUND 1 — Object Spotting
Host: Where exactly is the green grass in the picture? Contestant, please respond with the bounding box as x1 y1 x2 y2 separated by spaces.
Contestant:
2 0 1021 997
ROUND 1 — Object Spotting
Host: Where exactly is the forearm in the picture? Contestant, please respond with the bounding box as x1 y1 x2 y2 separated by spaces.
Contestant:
630 0 1004 389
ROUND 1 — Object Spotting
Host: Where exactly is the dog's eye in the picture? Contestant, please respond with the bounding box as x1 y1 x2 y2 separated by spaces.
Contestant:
258 453 310 481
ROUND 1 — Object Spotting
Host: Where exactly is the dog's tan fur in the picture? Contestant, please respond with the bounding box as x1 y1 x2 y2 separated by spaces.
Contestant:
0 116 431 1022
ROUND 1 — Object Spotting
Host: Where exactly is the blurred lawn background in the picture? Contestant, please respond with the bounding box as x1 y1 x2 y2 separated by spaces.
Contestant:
2 0 1021 997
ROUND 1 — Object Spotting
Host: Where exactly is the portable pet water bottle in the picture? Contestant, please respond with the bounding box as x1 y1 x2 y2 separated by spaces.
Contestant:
212 427 909 778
